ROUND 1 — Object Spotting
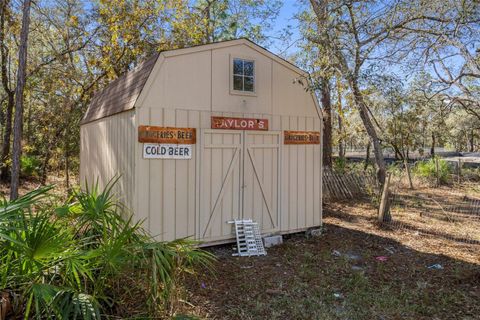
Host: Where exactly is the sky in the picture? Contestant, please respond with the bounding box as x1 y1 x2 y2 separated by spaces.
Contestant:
268 1 305 58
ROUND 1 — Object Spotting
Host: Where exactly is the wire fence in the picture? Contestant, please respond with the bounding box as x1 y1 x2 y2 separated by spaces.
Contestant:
323 164 480 247
386 171 480 246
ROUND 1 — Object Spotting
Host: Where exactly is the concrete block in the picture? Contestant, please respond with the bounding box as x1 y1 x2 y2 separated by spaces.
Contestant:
263 235 283 248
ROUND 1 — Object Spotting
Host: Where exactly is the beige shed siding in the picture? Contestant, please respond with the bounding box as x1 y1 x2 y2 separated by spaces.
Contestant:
136 42 314 117
80 110 136 210
134 107 321 242
135 107 201 241
273 63 318 117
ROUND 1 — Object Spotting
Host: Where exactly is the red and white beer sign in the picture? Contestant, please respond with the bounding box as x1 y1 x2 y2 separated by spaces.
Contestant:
211 116 268 131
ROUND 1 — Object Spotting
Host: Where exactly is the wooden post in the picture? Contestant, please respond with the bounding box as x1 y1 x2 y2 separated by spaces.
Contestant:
378 173 392 223
404 159 414 189
435 157 440 187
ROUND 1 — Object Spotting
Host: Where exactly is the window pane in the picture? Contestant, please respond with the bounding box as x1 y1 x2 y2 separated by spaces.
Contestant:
233 75 243 91
233 59 243 75
244 61 254 76
244 76 254 92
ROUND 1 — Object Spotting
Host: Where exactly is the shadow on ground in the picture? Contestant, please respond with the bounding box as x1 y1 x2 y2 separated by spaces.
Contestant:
184 221 479 320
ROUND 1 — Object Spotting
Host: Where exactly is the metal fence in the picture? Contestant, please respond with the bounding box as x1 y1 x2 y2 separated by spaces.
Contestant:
386 181 480 246
322 165 480 247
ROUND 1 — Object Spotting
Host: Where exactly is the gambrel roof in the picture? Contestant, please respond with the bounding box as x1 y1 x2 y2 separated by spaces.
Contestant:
81 39 310 124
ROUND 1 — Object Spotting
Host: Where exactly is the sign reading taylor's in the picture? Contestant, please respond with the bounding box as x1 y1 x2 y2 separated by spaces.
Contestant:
143 144 192 159
284 131 320 145
138 126 196 144
211 116 268 130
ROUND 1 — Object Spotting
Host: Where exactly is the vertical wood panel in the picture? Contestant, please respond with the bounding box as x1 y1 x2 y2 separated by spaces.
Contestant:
314 117 322 225
162 109 177 241
175 109 190 238
80 110 137 224
297 117 306 228
289 116 298 230
188 111 200 238
149 108 164 238
305 117 315 227
136 109 151 230
280 116 290 231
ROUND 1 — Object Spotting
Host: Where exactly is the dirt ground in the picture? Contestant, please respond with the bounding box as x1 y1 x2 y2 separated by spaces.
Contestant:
183 196 480 320
0 174 76 199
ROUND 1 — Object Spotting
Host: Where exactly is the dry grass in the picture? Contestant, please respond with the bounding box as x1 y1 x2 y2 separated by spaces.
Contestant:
181 187 480 319
328 191 480 265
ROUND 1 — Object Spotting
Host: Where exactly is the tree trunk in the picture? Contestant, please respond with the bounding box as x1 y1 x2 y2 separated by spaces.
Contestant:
338 113 345 159
10 0 31 200
336 78 345 160
391 143 404 161
350 79 386 185
430 132 435 156
321 77 333 167
0 0 12 182
378 173 392 223
0 93 12 181
65 140 70 192
470 129 474 152
40 147 51 185
364 141 371 171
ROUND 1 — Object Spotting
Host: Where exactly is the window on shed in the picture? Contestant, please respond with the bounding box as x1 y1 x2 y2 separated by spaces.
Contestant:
233 58 255 92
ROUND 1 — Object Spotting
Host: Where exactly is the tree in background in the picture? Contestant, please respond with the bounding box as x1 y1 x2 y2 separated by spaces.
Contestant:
10 0 31 199
192 0 281 44
295 8 338 168
0 0 282 193
0 0 16 181
406 0 480 121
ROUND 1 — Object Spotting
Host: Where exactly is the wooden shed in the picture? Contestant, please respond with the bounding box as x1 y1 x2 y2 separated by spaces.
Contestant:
80 39 323 244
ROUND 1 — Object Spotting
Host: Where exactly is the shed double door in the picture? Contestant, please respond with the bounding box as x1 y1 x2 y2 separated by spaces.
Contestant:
199 130 280 242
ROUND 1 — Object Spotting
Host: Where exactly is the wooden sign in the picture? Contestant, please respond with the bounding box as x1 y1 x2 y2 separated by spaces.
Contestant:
143 144 192 159
284 131 320 145
211 116 268 130
138 126 196 144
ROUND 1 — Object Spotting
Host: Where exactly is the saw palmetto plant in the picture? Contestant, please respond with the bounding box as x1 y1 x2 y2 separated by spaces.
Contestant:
0 180 214 319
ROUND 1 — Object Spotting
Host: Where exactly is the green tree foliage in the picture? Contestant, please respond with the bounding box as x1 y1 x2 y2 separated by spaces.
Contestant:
0 0 279 190
192 0 281 44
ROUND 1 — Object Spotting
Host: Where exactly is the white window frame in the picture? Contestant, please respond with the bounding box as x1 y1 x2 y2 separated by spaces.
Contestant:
230 55 257 96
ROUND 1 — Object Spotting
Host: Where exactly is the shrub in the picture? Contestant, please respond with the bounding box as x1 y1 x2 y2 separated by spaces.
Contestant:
413 156 451 184
0 180 215 319
20 155 41 178
333 157 347 173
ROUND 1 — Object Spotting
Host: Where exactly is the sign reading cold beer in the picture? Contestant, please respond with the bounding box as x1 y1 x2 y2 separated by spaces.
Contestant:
211 116 268 130
143 144 192 159
284 131 320 145
138 126 196 144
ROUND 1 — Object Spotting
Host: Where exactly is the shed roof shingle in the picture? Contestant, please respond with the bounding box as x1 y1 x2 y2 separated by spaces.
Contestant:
81 53 159 124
